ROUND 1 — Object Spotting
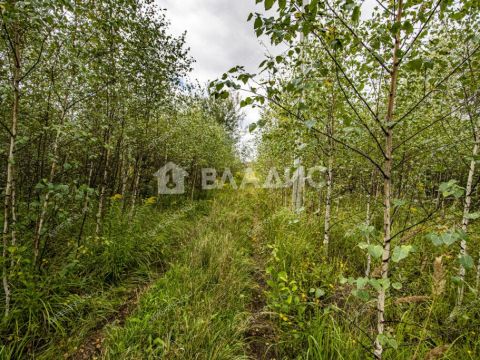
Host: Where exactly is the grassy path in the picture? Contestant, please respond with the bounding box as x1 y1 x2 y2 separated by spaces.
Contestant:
33 202 204 360
100 193 260 359
245 209 277 360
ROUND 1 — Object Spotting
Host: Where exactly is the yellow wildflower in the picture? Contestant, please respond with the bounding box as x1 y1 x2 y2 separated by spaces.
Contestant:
110 193 123 201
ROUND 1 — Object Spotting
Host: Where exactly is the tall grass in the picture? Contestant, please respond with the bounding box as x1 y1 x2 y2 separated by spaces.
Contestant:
0 199 202 359
253 191 480 359
102 192 256 359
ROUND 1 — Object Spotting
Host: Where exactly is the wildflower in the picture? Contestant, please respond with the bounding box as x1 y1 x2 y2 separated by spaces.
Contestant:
144 196 157 205
110 193 123 201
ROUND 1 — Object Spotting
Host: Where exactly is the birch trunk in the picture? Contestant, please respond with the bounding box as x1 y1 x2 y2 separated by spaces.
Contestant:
323 155 333 250
129 157 142 220
2 19 20 318
292 10 307 211
476 256 480 292
292 157 304 210
365 170 375 276
323 83 336 252
457 121 479 305
365 193 371 277
374 1 403 358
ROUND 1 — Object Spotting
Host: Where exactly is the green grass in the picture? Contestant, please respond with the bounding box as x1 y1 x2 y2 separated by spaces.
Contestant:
250 191 480 359
1 199 205 359
4 190 480 359
102 192 256 359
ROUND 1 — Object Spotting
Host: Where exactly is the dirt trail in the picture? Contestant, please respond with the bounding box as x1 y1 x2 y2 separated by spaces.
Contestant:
70 278 157 360
245 213 277 360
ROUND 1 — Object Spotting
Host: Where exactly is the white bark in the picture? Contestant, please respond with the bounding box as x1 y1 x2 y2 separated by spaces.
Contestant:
292 157 304 210
374 1 403 358
476 255 480 292
129 157 142 219
365 193 371 277
3 21 21 318
457 123 479 305
323 155 333 250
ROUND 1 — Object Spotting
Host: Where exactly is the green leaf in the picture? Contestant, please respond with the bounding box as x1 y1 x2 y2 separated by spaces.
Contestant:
351 5 360 23
402 20 414 35
465 212 480 220
355 277 369 289
358 242 369 250
459 254 474 270
390 21 401 35
377 333 398 349
277 271 288 282
254 17 263 30
378 278 390 290
427 233 443 246
428 230 464 247
392 282 402 290
406 58 423 71
392 199 406 207
249 123 258 133
352 289 370 301
305 120 316 129
442 231 459 246
391 245 413 263
369 279 381 291
451 276 462 284
265 0 275 11
315 288 325 298
278 0 286 9
439 180 464 198
367 245 383 259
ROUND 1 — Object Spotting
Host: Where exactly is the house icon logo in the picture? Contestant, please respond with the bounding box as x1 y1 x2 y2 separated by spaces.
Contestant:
153 162 188 195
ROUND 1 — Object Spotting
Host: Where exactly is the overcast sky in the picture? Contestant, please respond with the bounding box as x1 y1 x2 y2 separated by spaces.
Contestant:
159 0 273 150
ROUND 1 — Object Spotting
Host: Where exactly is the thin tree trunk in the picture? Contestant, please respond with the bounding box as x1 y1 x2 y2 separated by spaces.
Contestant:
365 193 372 277
129 157 142 220
95 141 111 236
323 82 336 252
457 124 479 306
374 1 403 358
120 154 128 198
292 157 304 210
2 20 21 318
476 255 480 292
365 169 375 277
292 11 308 212
191 167 197 200
323 155 333 250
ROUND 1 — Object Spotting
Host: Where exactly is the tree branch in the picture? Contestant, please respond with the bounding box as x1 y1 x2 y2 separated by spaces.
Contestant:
393 43 480 128
324 0 391 73
399 0 443 65
393 91 479 151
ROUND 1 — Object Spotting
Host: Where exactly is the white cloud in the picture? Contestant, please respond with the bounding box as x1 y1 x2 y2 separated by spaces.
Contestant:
160 0 268 84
